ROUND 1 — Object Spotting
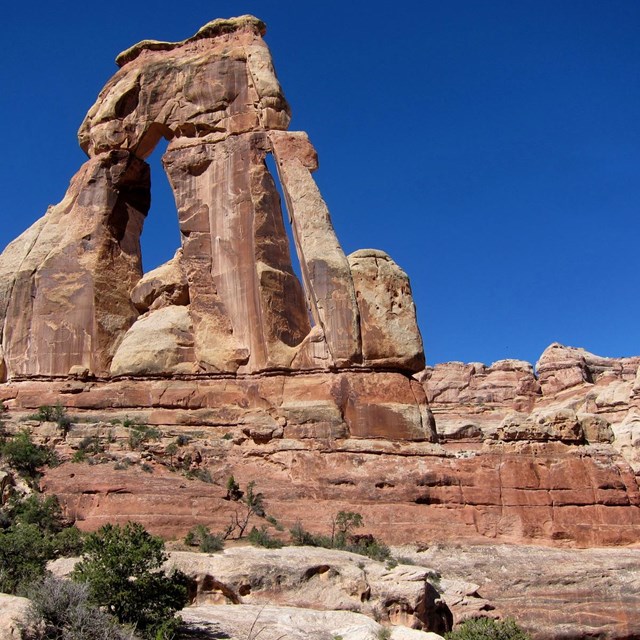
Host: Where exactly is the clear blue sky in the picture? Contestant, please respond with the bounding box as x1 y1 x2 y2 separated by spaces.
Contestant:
1 1 638 366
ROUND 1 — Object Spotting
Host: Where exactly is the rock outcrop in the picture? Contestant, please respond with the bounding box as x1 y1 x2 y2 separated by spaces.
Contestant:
414 543 640 640
180 604 440 640
168 547 451 633
0 594 30 640
0 16 423 380
1 16 640 640
421 343 640 471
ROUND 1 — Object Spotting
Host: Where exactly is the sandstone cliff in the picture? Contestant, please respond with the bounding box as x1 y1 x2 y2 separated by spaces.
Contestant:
0 15 639 640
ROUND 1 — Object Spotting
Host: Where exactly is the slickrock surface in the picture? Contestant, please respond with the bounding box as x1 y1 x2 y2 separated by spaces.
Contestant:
168 547 451 633
0 594 30 640
179 604 442 640
412 543 640 640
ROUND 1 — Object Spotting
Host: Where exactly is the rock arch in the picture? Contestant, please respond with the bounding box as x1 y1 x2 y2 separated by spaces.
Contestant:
0 16 424 379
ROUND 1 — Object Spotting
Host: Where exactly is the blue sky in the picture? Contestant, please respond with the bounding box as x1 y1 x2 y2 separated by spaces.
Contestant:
1 1 638 366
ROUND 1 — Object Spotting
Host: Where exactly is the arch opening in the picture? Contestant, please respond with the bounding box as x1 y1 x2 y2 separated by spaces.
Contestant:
265 152 315 328
139 136 182 274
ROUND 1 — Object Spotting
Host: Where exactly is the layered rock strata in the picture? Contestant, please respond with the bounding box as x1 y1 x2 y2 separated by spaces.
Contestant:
1 17 640 640
1 342 636 551
421 343 640 473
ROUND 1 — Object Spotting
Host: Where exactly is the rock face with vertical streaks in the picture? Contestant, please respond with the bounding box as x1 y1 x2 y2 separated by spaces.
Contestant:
0 15 423 381
1 19 640 640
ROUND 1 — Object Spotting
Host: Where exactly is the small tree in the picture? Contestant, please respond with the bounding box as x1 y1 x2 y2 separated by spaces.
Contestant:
72 522 188 639
332 510 363 545
224 480 266 539
224 475 243 501
0 523 53 594
0 430 53 481
10 495 65 535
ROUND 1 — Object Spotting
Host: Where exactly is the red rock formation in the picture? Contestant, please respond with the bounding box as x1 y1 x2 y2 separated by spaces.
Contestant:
0 18 639 639
0 151 148 378
0 16 423 379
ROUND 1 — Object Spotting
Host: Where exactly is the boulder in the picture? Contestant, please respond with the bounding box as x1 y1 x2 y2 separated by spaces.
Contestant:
348 249 424 372
130 249 189 312
110 306 197 375
0 594 30 640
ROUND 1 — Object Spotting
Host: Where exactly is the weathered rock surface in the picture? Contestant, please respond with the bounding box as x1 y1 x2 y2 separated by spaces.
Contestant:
168 547 451 633
179 604 442 640
412 543 640 640
110 306 196 375
0 594 30 640
0 16 423 377
25 415 638 547
348 249 425 371
130 249 189 312
0 151 148 377
421 344 640 461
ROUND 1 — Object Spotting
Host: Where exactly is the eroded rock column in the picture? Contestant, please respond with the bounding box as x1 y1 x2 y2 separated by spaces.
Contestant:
164 134 310 373
269 131 362 367
0 151 148 377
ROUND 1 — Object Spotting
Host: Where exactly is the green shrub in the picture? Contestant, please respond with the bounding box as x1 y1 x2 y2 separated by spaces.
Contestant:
223 480 266 539
225 475 242 501
10 495 64 535
0 493 86 595
127 424 161 450
290 520 331 547
52 404 72 433
247 525 283 549
0 523 54 594
72 522 189 639
52 526 85 557
185 468 213 483
333 510 363 544
77 436 104 455
184 524 224 553
30 405 56 422
72 450 87 463
28 403 72 432
445 617 531 640
22 575 133 640
0 430 55 480
290 512 391 562
266 515 284 531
